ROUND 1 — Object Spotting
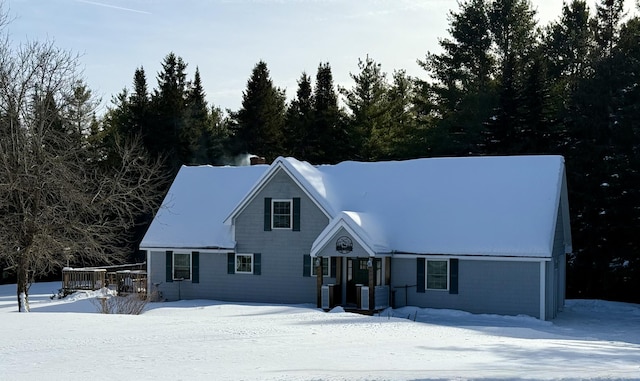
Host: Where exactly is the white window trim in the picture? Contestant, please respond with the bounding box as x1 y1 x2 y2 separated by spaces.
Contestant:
311 257 329 277
235 253 254 274
271 199 293 230
426 259 449 291
173 252 192 281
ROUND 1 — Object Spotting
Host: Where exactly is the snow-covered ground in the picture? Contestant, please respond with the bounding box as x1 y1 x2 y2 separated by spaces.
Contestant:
1 282 638 381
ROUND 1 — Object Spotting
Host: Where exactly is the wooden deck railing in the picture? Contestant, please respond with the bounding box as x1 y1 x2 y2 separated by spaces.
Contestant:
62 266 147 297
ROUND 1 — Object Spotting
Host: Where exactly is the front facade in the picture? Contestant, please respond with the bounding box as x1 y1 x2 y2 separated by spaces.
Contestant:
141 156 572 320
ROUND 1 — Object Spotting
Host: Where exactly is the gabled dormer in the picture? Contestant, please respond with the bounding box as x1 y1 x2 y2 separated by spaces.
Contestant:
223 157 334 254
224 157 336 244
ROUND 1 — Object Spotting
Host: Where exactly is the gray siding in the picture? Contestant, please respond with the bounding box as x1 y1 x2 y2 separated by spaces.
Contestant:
547 204 567 319
150 168 330 303
391 258 541 318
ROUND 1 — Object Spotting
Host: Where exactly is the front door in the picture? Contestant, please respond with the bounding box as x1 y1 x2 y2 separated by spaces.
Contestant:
346 258 370 305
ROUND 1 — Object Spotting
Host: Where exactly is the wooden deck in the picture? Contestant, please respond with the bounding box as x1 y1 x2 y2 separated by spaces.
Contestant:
61 263 147 297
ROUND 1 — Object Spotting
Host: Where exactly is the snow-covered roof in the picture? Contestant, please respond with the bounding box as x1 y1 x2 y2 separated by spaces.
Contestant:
140 165 266 250
313 156 569 257
141 155 571 258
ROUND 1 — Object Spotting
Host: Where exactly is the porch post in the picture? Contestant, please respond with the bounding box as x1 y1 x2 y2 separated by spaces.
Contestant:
368 258 375 312
316 257 323 308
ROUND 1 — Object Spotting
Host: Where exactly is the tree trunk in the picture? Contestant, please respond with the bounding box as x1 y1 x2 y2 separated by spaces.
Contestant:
16 255 30 312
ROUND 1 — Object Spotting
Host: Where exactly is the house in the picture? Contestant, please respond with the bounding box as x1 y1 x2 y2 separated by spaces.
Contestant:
140 155 572 320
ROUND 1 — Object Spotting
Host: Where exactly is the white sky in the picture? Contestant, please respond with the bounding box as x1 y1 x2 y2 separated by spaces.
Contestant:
4 0 638 113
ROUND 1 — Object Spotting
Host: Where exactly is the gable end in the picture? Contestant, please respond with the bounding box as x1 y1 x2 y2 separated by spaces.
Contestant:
224 159 333 226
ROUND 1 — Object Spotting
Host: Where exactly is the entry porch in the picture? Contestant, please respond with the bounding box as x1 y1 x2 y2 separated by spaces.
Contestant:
314 256 391 312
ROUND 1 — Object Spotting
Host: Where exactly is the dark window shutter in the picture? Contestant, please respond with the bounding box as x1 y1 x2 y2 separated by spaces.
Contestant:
303 255 311 277
292 197 301 231
416 258 425 293
253 253 261 275
227 253 235 274
192 251 200 284
264 198 272 231
449 258 458 294
330 257 337 278
166 251 173 283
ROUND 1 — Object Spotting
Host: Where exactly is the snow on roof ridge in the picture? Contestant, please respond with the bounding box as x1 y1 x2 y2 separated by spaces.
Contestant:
277 157 336 217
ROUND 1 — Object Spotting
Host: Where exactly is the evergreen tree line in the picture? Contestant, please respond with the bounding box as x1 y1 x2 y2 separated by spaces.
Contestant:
32 0 640 303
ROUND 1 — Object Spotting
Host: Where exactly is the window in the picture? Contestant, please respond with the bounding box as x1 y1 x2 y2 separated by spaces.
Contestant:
235 254 253 274
173 253 191 280
272 200 292 229
426 260 448 290
311 257 329 276
265 197 300 231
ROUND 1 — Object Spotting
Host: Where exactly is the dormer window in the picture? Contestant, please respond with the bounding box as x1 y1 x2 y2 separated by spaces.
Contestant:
272 199 292 229
264 197 300 231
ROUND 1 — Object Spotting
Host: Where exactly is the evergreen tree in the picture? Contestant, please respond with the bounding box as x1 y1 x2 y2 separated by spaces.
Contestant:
340 56 390 161
593 0 626 58
610 17 640 301
543 0 593 152
230 61 286 162
545 1 593 96
129 67 150 147
418 0 496 155
63 80 100 149
33 90 67 151
284 72 314 159
484 0 538 154
150 52 189 171
517 46 554 153
311 62 345 164
206 105 232 164
184 67 210 164
101 89 131 158
564 9 640 302
384 70 424 159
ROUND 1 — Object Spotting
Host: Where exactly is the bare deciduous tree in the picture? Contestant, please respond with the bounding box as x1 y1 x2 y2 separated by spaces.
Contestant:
0 5 168 312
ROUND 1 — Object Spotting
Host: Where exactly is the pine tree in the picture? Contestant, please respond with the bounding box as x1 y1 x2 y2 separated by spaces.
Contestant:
384 70 423 159
311 62 345 164
130 67 150 146
559 2 640 301
610 16 640 301
184 67 210 164
230 61 286 162
543 0 593 153
206 105 232 164
63 80 100 149
517 46 554 153
418 0 497 156
150 52 189 171
484 0 538 154
101 89 132 165
545 1 592 97
340 56 390 161
593 0 626 58
284 72 314 159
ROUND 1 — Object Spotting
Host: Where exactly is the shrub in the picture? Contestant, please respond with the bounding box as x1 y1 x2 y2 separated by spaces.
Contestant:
93 293 148 315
